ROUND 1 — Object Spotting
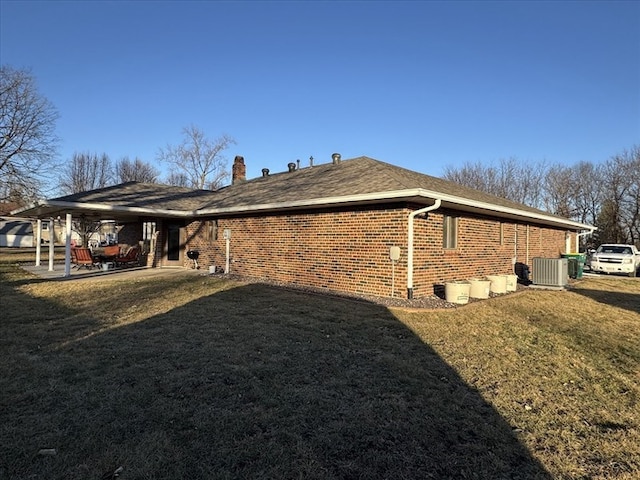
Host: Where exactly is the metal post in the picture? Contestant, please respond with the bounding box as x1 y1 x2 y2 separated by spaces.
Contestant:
225 237 230 274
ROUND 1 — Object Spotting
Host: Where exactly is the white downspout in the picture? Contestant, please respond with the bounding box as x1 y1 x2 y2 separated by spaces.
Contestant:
576 228 596 253
407 199 442 299
526 225 530 266
513 226 518 268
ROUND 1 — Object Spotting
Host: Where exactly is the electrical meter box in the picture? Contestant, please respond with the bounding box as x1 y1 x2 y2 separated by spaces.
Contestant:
389 246 401 261
223 229 231 240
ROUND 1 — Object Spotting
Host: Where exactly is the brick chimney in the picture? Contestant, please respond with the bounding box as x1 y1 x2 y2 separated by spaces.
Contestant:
232 156 246 184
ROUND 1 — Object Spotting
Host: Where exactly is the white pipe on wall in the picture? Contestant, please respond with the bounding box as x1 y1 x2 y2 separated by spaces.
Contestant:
576 228 596 252
526 225 530 266
514 226 518 267
407 199 442 299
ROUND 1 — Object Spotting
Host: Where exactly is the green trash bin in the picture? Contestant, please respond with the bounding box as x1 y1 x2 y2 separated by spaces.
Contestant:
562 253 586 279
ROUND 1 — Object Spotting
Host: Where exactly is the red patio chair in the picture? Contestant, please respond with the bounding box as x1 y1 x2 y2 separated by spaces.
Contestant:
114 246 140 268
71 247 98 270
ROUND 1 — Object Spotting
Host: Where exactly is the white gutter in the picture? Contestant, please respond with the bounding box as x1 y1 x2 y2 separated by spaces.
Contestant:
407 199 441 299
197 188 593 230
11 188 594 232
12 200 194 218
576 227 597 253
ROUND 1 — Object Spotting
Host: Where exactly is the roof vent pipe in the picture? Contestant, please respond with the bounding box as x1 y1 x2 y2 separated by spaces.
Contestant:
332 153 341 164
262 168 270 177
407 199 442 299
287 162 296 172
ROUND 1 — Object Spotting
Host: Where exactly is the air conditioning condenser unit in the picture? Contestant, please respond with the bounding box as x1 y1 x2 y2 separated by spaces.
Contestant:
532 258 568 287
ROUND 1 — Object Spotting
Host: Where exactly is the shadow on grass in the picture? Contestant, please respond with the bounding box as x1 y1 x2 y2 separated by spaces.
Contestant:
0 282 552 480
571 285 640 314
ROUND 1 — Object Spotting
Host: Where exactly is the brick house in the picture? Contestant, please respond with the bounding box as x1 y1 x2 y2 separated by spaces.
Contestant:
13 155 594 299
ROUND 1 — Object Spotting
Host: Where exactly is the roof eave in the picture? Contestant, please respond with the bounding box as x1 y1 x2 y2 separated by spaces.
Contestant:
12 189 594 231
196 188 594 230
11 200 195 219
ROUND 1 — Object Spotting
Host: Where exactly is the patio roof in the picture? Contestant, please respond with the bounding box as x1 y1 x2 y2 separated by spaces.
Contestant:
11 182 216 222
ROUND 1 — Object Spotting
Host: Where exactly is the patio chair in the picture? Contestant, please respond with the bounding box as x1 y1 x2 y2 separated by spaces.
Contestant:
71 247 98 270
114 246 140 268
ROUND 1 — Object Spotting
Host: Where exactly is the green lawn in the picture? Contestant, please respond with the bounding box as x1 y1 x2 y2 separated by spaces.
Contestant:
1 250 638 479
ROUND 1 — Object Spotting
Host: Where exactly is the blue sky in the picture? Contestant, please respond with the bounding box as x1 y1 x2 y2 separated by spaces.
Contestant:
1 0 639 184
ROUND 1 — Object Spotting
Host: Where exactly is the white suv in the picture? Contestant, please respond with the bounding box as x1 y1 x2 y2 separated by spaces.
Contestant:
589 244 640 277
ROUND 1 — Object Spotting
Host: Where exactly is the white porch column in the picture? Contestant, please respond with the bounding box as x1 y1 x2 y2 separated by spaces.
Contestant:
35 219 42 266
64 213 72 277
48 219 55 271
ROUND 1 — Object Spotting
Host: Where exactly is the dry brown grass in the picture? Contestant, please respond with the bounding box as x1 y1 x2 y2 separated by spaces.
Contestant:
394 278 640 479
1 248 638 479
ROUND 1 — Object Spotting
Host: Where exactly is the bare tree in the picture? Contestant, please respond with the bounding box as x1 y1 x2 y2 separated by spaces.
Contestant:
115 156 159 183
165 170 190 188
571 161 603 227
595 199 625 245
443 161 490 192
627 148 640 245
543 164 577 218
74 215 102 248
597 146 640 245
58 152 113 194
0 65 59 205
443 157 547 209
444 147 640 248
158 125 235 190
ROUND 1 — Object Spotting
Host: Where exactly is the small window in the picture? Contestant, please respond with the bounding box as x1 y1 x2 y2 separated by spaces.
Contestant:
443 215 458 249
42 222 49 231
499 222 504 245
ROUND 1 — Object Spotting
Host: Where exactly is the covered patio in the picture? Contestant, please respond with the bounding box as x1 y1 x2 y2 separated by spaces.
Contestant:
9 182 207 277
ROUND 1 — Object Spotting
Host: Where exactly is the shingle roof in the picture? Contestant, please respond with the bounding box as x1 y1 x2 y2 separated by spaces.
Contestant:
52 182 216 211
12 156 593 229
200 156 549 216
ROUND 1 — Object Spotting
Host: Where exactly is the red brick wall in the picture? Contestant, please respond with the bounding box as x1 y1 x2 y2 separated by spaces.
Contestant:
187 205 409 298
185 205 572 299
411 211 569 296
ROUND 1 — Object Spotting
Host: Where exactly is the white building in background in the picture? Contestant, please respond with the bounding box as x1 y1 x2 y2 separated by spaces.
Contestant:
0 217 34 247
